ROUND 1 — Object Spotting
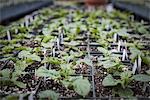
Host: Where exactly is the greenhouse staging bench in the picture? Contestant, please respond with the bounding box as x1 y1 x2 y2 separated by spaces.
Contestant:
0 4 150 100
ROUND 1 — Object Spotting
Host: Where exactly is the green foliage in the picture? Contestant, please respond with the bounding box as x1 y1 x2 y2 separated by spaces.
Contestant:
63 41 79 46
103 71 133 89
72 78 91 97
129 47 143 62
133 74 150 82
42 57 62 65
146 70 150 75
0 60 28 88
18 50 41 61
120 71 133 88
60 64 75 78
97 47 111 56
113 87 134 97
102 74 118 86
76 58 93 67
36 67 60 79
42 35 54 43
142 56 150 66
38 90 59 100
101 60 118 69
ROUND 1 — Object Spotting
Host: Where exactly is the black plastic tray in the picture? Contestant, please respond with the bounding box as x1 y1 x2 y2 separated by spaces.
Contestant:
0 1 53 25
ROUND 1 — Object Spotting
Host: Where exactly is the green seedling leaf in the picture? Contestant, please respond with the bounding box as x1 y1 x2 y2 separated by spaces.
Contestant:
101 60 118 69
146 70 150 75
13 81 26 88
42 35 54 43
142 56 150 66
41 42 54 48
61 80 71 88
70 50 83 58
3 94 19 100
38 90 59 100
117 28 129 37
15 60 28 71
18 50 41 61
73 78 91 97
63 41 79 46
76 58 92 66
42 57 61 65
129 47 143 62
133 74 150 82
97 47 110 55
29 53 41 62
0 69 11 78
36 67 60 79
102 74 118 86
120 71 133 88
120 71 132 80
18 50 30 58
117 88 133 97
60 64 75 77
62 55 74 62
42 28 50 35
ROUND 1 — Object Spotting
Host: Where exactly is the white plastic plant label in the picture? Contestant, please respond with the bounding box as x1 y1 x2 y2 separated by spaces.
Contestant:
132 59 138 74
113 33 117 42
122 49 126 61
137 55 142 73
117 41 121 52
19 94 23 100
15 29 18 34
58 27 62 34
25 20 29 27
7 30 11 41
106 4 113 12
57 38 60 50
125 49 128 60
21 23 24 27
28 93 34 100
61 33 64 43
29 16 33 22
53 48 55 57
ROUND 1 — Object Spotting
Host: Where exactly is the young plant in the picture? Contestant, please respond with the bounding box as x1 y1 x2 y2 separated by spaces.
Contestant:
0 60 28 88
38 90 59 100
102 71 134 97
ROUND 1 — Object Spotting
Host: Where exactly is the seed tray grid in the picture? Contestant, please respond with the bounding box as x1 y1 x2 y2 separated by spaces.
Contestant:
0 4 150 100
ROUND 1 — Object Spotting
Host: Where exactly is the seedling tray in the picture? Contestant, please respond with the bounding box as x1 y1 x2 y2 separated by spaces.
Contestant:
0 3 150 100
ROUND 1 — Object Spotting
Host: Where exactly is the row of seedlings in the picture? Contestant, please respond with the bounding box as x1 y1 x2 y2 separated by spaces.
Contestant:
86 9 150 99
0 4 150 100
0 6 72 100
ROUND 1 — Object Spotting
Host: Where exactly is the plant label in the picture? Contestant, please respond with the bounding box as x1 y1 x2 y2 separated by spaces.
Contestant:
113 33 117 42
132 59 138 74
25 20 29 27
30 16 33 22
57 38 60 50
7 30 11 41
125 49 128 60
137 55 142 73
53 48 55 57
61 33 64 43
28 93 34 100
122 49 126 61
117 41 121 52
21 23 24 27
15 29 18 34
19 94 23 100
106 4 113 12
